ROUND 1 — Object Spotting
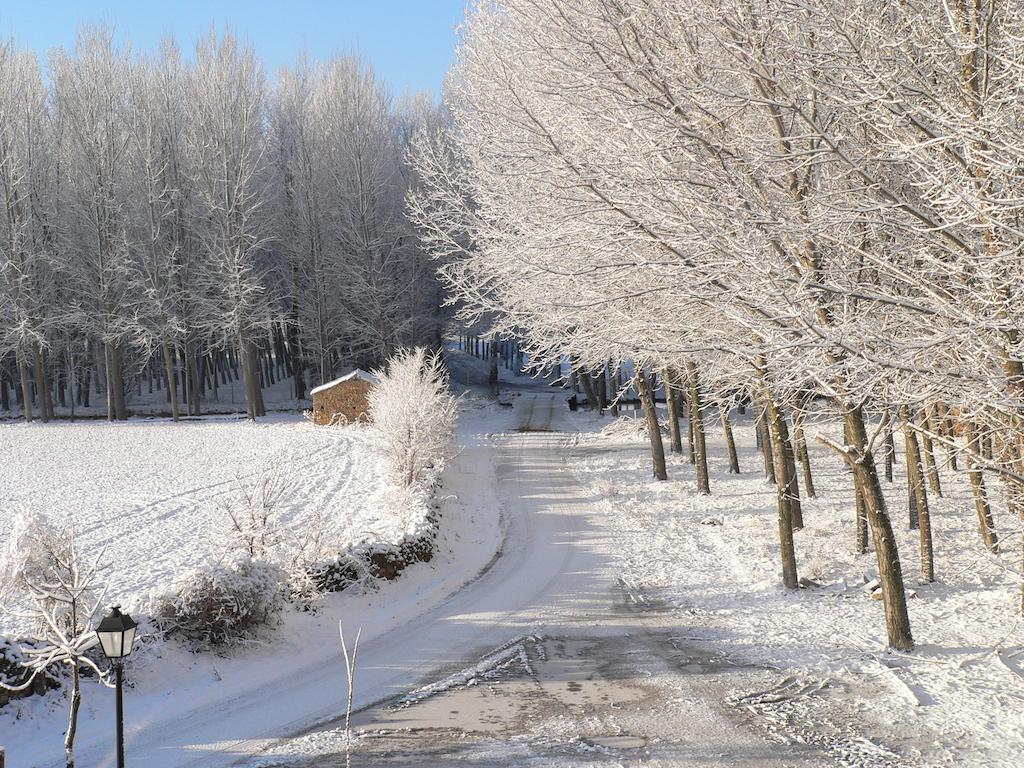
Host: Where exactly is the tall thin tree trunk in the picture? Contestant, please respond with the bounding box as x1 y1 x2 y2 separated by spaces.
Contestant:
901 406 934 582
793 406 816 498
757 397 777 484
686 395 696 464
845 418 869 554
843 405 914 651
685 361 710 494
920 405 942 497
766 396 803 531
609 361 619 417
665 369 683 454
720 404 740 474
488 334 499 396
17 349 33 423
883 407 896 483
35 345 55 421
109 346 127 423
240 339 258 420
162 342 180 421
636 366 668 481
967 423 998 553
939 402 958 471
64 665 81 768
767 400 799 590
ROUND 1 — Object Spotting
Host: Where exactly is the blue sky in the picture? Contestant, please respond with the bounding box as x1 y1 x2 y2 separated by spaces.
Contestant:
0 0 468 97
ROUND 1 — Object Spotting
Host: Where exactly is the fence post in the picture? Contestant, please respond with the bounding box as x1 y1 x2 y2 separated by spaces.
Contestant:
1 745 6 768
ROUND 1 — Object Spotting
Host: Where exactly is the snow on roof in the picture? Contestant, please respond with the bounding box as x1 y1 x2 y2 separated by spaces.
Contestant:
310 369 380 396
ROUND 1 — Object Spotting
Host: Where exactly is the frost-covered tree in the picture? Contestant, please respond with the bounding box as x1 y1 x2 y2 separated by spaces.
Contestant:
0 39 54 423
0 511 108 768
0 26 442 423
369 347 457 489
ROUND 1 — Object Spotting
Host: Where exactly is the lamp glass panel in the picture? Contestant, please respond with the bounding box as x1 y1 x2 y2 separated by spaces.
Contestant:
123 626 137 655
97 631 119 658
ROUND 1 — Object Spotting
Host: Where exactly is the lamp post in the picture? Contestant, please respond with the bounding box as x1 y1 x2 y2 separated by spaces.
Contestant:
95 605 138 768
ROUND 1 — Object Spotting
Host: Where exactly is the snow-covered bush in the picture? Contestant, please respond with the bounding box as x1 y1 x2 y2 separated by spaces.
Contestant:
217 468 292 560
307 551 372 594
215 466 337 607
369 347 458 489
0 509 70 616
150 555 286 649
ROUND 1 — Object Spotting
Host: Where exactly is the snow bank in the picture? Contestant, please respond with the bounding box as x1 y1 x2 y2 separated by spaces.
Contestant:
571 413 1024 767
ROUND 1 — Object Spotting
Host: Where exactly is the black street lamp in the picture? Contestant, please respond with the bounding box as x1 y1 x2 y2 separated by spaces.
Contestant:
96 605 138 768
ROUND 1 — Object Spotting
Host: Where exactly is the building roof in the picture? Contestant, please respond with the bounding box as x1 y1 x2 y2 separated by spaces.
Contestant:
310 369 380 397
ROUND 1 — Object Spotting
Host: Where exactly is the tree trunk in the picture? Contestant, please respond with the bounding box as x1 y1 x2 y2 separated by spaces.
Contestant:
17 350 33 423
488 334 499 396
111 344 128 420
843 405 914 651
766 396 803 531
34 345 55 421
756 397 777 484
939 402 958 471
883 407 895 483
720 404 740 474
920 406 942 497
844 418 869 554
901 406 934 582
162 342 180 422
665 369 683 453
793 406 815 498
578 366 599 412
241 339 258 421
64 664 81 768
686 395 696 464
967 423 998 554
609 361 619 417
636 366 668 481
685 361 710 494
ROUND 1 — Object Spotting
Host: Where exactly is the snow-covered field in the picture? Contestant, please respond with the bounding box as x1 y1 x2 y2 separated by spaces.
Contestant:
570 411 1024 767
0 414 392 637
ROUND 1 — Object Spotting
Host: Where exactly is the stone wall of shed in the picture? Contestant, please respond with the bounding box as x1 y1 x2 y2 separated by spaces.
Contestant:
312 379 375 425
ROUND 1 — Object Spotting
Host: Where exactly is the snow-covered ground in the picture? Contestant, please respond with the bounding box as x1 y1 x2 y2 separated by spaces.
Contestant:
570 410 1024 767
1 414 387 637
0 400 515 767
7 388 1021 767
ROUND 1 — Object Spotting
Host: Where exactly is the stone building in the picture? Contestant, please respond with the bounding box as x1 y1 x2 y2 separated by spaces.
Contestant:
310 369 379 426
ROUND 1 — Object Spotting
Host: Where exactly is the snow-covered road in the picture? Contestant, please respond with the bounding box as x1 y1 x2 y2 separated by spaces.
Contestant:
236 393 848 767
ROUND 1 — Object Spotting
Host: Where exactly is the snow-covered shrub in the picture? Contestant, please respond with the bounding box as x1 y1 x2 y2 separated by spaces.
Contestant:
307 551 372 594
369 347 458 489
217 468 292 560
214 467 337 607
0 509 69 615
0 637 61 706
150 555 286 649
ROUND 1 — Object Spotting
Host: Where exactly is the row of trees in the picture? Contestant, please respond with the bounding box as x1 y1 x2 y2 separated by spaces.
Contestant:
408 0 1024 651
0 27 442 422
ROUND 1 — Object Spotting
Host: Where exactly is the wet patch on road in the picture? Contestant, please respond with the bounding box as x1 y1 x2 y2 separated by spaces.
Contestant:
249 632 830 767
